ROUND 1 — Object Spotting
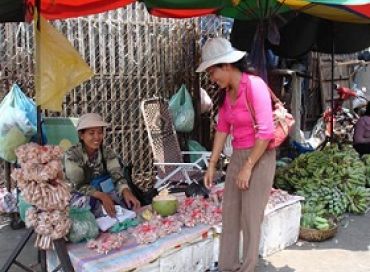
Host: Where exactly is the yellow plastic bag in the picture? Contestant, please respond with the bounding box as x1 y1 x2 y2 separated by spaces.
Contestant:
36 16 94 111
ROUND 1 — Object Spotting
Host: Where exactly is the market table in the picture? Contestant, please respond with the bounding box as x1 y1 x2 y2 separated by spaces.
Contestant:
47 224 218 272
46 195 303 272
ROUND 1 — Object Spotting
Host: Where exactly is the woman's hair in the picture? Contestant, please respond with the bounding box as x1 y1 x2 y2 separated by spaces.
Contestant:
365 102 370 116
78 129 86 143
216 56 255 107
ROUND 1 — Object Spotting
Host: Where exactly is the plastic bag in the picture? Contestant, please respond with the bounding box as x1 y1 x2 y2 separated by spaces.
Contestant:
68 207 99 243
18 194 33 222
0 188 17 214
223 135 233 157
0 84 37 162
36 16 94 111
169 84 195 132
187 140 207 166
351 83 367 110
200 88 213 113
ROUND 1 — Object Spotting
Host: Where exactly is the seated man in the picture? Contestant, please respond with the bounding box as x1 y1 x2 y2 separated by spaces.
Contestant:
63 113 140 217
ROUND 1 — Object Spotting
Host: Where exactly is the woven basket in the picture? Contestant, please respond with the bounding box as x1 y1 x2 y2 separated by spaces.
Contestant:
299 224 338 242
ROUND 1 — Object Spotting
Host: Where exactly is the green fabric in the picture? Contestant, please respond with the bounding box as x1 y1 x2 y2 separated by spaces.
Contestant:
109 218 139 233
220 0 291 20
42 117 79 149
144 0 291 20
143 0 232 9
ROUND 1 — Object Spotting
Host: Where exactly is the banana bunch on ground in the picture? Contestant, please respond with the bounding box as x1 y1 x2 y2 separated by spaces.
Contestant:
300 203 331 230
275 144 369 218
346 187 370 214
313 216 331 230
361 154 370 187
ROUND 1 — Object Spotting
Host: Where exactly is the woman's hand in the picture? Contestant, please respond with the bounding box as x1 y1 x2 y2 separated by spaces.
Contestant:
236 164 252 190
93 191 116 217
204 165 216 189
122 188 141 210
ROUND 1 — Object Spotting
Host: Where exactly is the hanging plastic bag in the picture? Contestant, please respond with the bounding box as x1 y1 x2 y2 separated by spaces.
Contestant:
0 84 37 162
68 207 99 243
18 194 33 222
0 188 17 214
200 88 213 113
187 140 207 167
36 16 94 111
169 84 195 133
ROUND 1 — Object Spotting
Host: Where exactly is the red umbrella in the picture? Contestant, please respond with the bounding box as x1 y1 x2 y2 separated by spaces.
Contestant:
26 0 136 20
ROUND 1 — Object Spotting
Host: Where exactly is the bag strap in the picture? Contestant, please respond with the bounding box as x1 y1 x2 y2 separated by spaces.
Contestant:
245 74 281 123
268 87 281 104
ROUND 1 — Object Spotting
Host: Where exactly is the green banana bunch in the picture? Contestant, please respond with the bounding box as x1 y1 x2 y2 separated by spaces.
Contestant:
275 144 368 218
314 216 330 230
346 187 370 214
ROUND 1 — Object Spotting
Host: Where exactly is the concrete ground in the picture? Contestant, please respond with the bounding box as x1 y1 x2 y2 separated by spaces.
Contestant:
1 212 369 272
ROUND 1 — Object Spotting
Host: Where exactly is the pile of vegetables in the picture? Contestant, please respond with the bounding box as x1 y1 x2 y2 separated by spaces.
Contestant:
275 144 370 230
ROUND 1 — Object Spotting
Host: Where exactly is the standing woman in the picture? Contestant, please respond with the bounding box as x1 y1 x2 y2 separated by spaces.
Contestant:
199 38 276 272
64 113 140 217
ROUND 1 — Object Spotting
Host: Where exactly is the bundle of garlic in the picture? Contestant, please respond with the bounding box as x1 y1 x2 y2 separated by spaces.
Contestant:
12 143 71 250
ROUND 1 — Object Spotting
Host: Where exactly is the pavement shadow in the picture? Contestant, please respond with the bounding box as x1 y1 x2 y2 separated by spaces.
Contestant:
257 259 296 272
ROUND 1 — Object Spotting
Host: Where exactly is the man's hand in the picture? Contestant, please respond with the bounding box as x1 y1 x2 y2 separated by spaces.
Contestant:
122 188 141 210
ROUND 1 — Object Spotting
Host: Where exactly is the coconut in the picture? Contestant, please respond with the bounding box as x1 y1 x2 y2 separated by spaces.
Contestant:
152 189 178 217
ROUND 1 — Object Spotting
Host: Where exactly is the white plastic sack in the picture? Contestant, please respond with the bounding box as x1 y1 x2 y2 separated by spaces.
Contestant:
0 188 17 214
352 84 368 109
200 88 213 113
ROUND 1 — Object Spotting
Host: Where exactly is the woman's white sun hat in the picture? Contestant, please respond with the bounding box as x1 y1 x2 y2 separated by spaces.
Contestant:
196 38 246 73
76 113 108 131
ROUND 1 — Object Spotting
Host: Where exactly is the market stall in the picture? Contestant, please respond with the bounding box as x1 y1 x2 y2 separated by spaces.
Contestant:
45 187 302 272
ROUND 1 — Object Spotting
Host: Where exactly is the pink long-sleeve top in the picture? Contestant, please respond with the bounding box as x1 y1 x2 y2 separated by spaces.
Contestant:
216 73 274 149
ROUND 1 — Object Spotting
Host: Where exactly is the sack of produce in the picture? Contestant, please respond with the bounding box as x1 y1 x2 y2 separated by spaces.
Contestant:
68 207 99 243
0 84 37 162
169 84 195 133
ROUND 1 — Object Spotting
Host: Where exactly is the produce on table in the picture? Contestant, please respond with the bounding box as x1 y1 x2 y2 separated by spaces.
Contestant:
86 233 125 254
152 189 178 217
133 195 222 244
275 144 370 230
